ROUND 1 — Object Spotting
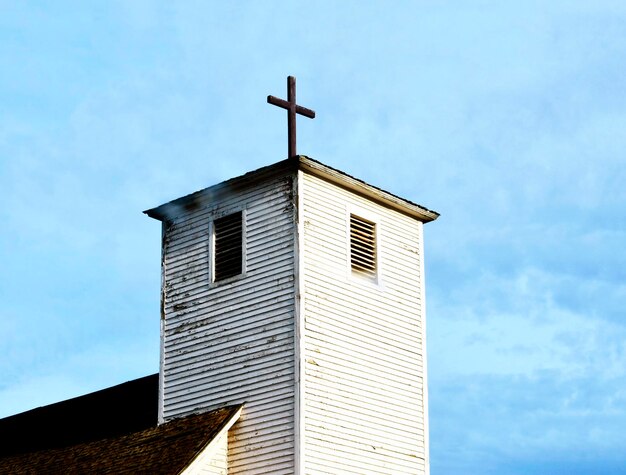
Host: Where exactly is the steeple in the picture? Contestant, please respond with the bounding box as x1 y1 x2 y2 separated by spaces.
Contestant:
145 155 438 474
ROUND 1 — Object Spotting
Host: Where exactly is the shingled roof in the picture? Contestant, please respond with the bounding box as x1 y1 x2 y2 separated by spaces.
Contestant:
0 405 243 474
0 374 159 457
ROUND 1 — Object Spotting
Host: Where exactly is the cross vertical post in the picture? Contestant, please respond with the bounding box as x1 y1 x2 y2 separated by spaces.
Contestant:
267 76 316 158
287 76 296 159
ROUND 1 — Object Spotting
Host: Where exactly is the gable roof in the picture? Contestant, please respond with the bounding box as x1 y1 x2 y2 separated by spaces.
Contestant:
0 374 158 457
0 405 243 474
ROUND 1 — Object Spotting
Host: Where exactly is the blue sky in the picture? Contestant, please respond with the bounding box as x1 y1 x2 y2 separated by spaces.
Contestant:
1 2 625 473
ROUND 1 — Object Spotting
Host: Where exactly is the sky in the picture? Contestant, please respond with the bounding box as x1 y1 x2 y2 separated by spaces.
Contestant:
1 1 625 473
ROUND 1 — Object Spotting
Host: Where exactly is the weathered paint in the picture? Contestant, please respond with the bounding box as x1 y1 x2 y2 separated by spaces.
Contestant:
151 157 435 474
161 172 297 474
300 172 429 474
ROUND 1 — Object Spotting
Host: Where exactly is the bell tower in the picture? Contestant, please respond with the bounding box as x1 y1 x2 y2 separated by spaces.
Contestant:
144 76 438 475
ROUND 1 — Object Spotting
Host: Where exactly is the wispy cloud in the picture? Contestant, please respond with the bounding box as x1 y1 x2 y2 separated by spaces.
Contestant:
1 2 625 473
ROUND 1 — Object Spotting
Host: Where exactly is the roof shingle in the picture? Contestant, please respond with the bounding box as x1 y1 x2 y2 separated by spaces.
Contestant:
0 405 242 474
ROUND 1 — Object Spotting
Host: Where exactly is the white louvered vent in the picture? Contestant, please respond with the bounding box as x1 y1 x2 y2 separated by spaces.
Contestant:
213 211 243 282
350 214 376 278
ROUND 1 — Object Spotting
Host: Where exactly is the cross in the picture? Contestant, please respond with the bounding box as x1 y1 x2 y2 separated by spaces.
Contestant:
267 75 316 158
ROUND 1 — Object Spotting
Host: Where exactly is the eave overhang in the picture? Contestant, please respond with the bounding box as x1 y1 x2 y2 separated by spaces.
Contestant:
144 156 439 223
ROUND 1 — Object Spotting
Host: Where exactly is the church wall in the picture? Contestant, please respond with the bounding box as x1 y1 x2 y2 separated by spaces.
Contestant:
299 171 429 474
161 171 298 475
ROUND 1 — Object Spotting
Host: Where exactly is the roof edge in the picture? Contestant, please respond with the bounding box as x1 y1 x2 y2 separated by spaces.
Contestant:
143 158 296 221
181 405 244 474
144 156 439 223
296 156 439 222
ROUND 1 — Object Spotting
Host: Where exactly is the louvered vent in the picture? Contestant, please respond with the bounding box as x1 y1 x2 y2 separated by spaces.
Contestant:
213 211 243 282
350 214 376 278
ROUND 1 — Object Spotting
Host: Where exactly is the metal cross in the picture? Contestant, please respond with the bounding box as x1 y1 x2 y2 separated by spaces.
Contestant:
267 76 316 158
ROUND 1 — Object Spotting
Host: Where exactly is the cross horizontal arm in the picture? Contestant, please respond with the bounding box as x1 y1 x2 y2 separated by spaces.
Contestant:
267 95 290 110
296 105 315 119
266 96 315 119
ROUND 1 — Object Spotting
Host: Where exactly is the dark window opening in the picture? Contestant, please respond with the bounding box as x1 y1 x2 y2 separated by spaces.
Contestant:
213 211 243 282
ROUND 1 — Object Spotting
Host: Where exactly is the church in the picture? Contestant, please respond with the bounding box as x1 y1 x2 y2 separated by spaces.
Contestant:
0 78 438 474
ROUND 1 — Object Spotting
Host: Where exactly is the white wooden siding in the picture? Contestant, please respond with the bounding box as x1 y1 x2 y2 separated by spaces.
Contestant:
162 173 297 475
300 172 428 474
182 433 227 475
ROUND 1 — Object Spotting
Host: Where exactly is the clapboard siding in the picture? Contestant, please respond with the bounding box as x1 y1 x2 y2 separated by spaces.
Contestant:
161 172 297 474
300 172 428 474
183 433 228 475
